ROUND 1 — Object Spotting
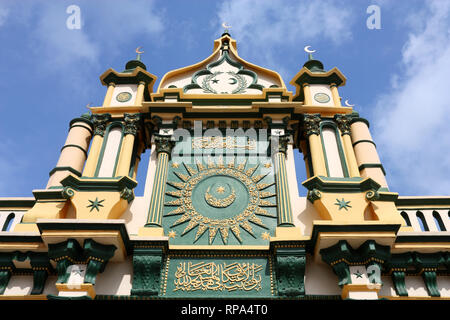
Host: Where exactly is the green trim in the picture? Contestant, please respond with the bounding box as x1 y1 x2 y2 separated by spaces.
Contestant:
352 139 376 148
32 189 66 201
0 199 35 208
94 122 124 178
48 166 82 177
349 117 370 128
395 197 450 207
395 234 450 243
358 163 386 176
69 117 93 130
69 124 93 136
319 121 349 178
60 144 88 157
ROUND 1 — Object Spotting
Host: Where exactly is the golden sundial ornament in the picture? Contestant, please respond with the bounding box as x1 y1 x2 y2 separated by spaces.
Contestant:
164 157 277 245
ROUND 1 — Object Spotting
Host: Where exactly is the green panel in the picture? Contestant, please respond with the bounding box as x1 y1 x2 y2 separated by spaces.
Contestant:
162 255 274 298
162 133 277 246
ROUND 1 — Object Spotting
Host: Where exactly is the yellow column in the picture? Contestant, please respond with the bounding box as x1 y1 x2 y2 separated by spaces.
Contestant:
330 83 342 107
303 83 312 105
304 114 327 176
116 114 140 177
335 115 360 177
134 81 146 106
82 113 111 177
102 83 116 107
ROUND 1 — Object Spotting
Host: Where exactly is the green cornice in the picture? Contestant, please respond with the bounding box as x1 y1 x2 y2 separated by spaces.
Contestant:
302 176 381 193
32 189 66 201
60 175 137 193
395 233 450 243
37 220 131 255
307 223 401 254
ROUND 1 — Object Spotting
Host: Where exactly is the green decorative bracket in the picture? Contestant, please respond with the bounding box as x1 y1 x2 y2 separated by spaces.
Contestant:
83 239 117 285
275 247 306 297
320 240 391 288
385 253 413 297
48 239 84 284
29 252 53 295
131 247 163 296
414 252 444 297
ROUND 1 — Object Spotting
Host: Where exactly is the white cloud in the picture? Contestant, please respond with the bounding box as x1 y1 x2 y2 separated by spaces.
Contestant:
0 5 8 27
372 0 450 195
216 0 354 83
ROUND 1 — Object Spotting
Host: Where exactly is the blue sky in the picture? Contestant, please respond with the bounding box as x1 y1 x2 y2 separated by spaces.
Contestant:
0 0 449 198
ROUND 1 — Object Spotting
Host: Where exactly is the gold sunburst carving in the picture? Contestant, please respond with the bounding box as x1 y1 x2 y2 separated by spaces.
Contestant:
165 157 276 244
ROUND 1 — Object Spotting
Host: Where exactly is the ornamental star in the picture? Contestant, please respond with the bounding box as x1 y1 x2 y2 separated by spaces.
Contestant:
171 162 179 168
168 230 177 239
353 270 363 278
87 198 104 212
211 79 219 84
264 162 272 168
334 198 352 211
261 232 270 240
216 186 225 194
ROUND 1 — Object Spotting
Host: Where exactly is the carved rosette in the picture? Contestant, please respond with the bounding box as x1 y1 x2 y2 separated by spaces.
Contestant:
123 113 141 136
334 114 352 136
154 134 175 155
92 113 111 137
303 114 321 137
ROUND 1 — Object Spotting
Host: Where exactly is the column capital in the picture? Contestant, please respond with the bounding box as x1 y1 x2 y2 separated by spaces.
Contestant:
154 134 175 155
123 113 141 136
334 114 352 135
92 113 111 137
303 113 321 136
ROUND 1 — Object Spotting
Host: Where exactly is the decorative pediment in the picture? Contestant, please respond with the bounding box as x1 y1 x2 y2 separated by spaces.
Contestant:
183 51 264 95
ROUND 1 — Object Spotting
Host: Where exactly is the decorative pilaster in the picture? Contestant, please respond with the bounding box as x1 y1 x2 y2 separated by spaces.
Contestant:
304 114 327 176
83 113 112 177
275 247 306 296
131 247 163 296
116 113 141 177
144 134 175 228
335 114 359 177
272 135 294 227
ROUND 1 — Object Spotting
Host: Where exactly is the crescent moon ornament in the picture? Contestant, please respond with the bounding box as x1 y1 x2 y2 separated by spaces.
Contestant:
304 46 316 54
205 185 236 208
228 77 237 85
135 46 144 54
222 22 232 30
345 100 355 107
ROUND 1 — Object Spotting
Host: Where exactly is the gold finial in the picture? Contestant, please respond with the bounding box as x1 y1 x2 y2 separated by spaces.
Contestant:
135 46 144 60
222 22 232 34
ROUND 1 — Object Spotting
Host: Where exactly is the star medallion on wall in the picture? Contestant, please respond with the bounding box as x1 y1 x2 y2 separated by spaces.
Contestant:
87 198 104 212
171 162 179 168
264 162 272 168
334 198 352 211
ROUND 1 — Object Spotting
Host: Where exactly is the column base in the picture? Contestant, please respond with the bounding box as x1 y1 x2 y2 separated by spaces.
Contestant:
138 226 165 237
